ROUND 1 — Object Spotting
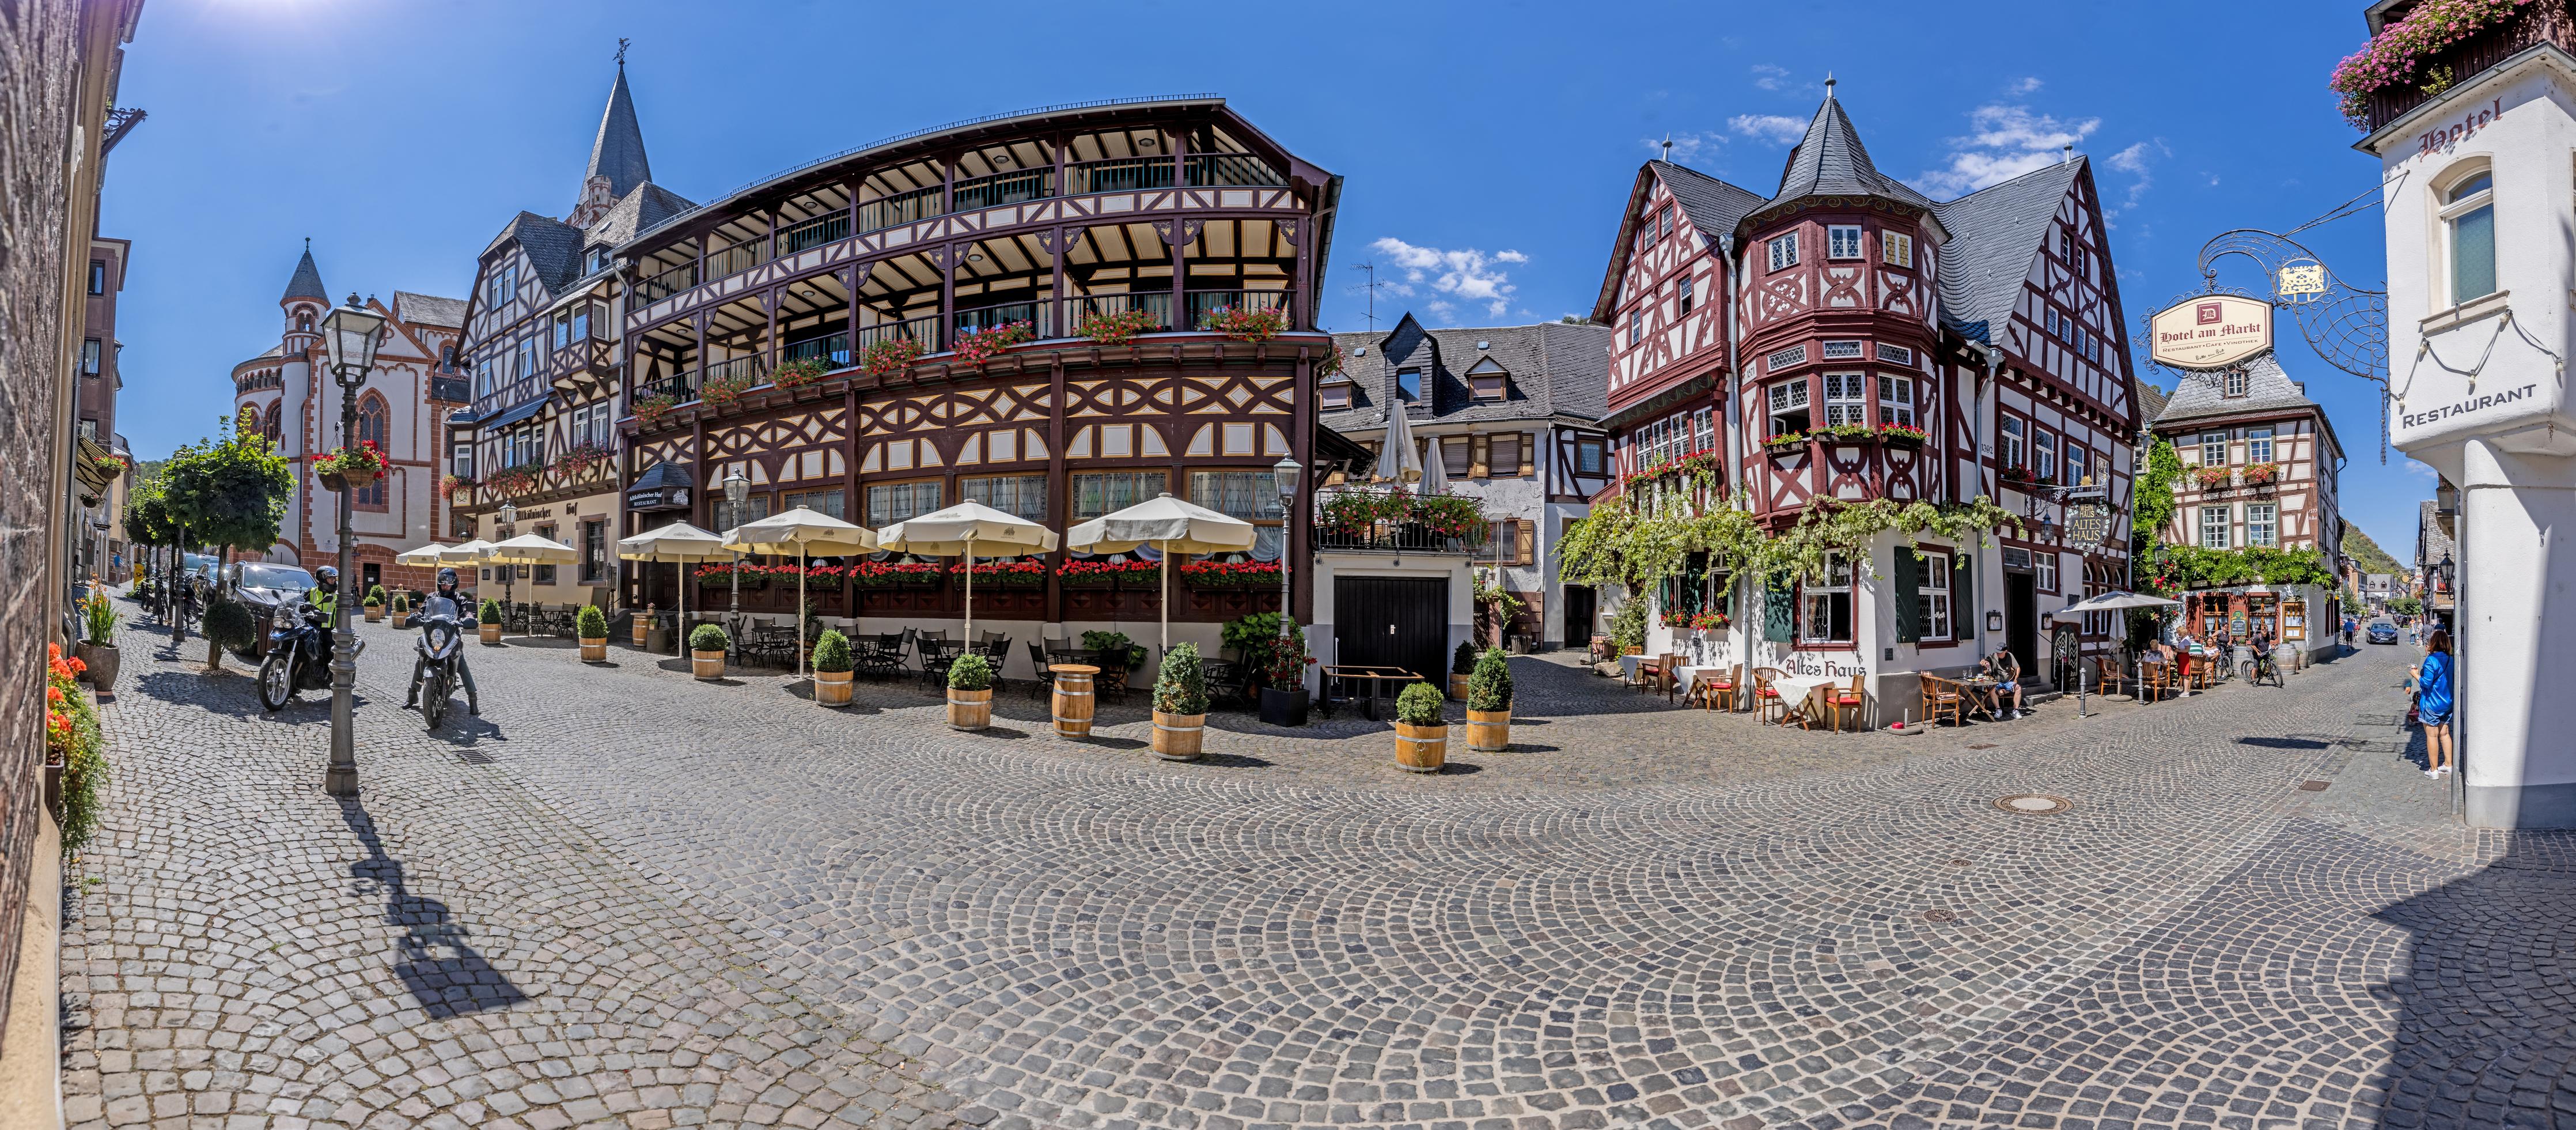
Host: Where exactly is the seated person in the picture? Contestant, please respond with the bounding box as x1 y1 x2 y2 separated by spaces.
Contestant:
1976 649 2028 720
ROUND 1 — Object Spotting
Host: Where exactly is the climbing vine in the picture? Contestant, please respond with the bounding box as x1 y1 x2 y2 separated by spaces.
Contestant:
1558 474 2025 600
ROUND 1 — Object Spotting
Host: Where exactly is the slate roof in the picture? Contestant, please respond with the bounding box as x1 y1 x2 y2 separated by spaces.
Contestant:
582 182 695 250
2152 354 2321 426
1929 158 2085 343
2132 377 2170 424
282 244 327 304
628 459 694 492
586 65 653 200
1764 85 1938 215
1319 317 1612 435
2416 499 2453 568
1650 162 1765 247
483 211 589 298
393 291 467 328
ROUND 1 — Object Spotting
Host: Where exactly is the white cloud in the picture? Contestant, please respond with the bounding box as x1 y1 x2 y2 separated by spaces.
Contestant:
1370 237 1524 318
1916 103 2100 195
1749 63 1789 91
1729 113 1808 144
2104 139 2170 214
2008 76 2043 95
1646 131 1729 162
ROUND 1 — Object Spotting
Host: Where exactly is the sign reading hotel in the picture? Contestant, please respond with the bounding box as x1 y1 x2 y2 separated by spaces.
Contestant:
2149 294 2272 371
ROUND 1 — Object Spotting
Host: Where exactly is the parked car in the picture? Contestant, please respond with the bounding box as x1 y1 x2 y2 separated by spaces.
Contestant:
180 553 221 604
2366 619 2400 645
225 562 321 658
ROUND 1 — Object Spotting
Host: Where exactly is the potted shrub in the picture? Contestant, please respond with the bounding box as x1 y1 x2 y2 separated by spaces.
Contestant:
390 593 409 620
200 596 257 672
1257 622 1312 727
1465 647 1513 751
1079 629 1147 674
1150 643 1209 761
363 584 386 622
689 623 729 679
477 599 504 645
946 652 994 730
812 629 854 707
1448 640 1478 701
631 604 654 647
1392 683 1448 773
576 605 609 662
77 591 120 691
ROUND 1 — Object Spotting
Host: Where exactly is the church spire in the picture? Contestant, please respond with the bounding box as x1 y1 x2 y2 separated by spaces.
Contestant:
281 237 327 305
584 43 651 202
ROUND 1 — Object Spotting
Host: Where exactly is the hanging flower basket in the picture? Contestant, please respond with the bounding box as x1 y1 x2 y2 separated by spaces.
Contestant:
1077 308 1161 345
862 337 926 377
1179 560 1282 591
313 441 386 492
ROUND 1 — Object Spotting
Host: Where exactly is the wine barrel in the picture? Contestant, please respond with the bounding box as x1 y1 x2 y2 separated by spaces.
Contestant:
1051 664 1098 739
1465 708 1511 751
1393 721 1448 773
1151 711 1204 760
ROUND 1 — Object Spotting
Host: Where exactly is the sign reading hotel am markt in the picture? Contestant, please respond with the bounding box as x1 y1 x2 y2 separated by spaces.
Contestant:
2149 293 2273 371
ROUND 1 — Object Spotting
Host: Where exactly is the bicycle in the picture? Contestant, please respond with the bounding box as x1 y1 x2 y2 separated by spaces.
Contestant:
2249 648 2282 687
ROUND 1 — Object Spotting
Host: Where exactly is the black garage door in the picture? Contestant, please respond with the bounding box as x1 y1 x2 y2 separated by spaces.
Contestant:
1334 576 1450 683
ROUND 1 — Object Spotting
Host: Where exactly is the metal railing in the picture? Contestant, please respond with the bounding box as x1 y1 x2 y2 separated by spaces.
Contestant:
856 313 942 354
702 355 765 387
2363 2 2574 132
783 331 851 368
1185 153 1285 187
951 168 1054 211
1068 157 1175 195
1184 289 1290 327
1313 521 1487 555
952 300 1050 339
705 235 765 280
858 185 942 233
637 373 695 405
637 260 699 303
775 212 850 256
1068 292 1171 331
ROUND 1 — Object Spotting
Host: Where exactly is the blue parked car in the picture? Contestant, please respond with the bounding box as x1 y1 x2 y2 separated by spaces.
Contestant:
2367 620 2400 644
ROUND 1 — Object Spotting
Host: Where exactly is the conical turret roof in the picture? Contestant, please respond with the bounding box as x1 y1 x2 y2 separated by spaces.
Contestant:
585 64 651 200
282 240 327 304
1764 80 1935 214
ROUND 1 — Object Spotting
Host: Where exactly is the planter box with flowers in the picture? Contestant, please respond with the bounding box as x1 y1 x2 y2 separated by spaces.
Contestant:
1878 422 1929 447
951 560 1045 588
632 392 679 429
2194 465 2235 490
438 474 476 501
314 441 387 493
862 337 926 377
1077 308 1161 346
696 561 771 590
1621 449 1723 490
1819 422 1878 443
1763 432 1810 452
954 320 1036 365
551 441 611 479
2240 461 2280 487
1180 560 1283 591
2329 0 2546 129
849 560 944 589
1196 304 1287 342
702 369 761 409
1057 559 1162 589
487 463 544 498
770 356 833 390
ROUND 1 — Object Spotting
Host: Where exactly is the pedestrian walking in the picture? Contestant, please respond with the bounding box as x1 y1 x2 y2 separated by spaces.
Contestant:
170 576 196 646
2412 629 2454 778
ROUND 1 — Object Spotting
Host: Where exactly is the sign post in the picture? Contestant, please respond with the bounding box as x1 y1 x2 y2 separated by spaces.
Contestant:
2148 293 2274 372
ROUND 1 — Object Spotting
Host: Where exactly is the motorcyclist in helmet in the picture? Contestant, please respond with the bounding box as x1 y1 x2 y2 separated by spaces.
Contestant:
302 565 340 659
402 566 480 715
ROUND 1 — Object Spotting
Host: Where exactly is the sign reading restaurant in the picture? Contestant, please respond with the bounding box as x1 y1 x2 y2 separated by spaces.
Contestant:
2401 383 2540 429
2148 293 2272 371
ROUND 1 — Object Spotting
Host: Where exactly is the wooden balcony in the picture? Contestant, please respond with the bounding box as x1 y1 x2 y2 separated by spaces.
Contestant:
2362 0 2575 134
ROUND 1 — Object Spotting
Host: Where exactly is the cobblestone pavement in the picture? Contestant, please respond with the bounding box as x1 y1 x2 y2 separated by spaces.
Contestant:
66 592 2576 1130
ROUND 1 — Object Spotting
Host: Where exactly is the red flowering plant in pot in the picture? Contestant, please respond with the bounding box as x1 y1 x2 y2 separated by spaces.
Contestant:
2327 0 2533 128
862 337 926 377
1077 308 1160 345
2194 464 2235 489
94 453 130 479
438 474 475 501
1877 422 1929 445
631 392 678 429
2240 461 2280 486
1196 304 1287 342
486 463 543 497
848 560 943 588
313 441 387 490
949 558 1046 588
551 441 610 478
1055 559 1131 588
953 320 1036 365
1179 558 1283 591
770 356 833 389
702 369 760 409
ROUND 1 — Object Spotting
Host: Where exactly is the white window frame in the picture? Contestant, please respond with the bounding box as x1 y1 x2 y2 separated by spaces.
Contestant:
1800 553 1854 644
2064 443 2089 487
1921 549 1952 640
2223 369 2248 398
1627 309 1643 347
1874 343 1914 365
1827 225 1863 260
1677 277 1694 315
2246 502 2278 547
2201 431 2229 466
1767 232 1798 271
1883 231 1913 268
1767 379 1810 437
1822 372 1867 428
2035 429 2058 482
1764 345 1807 372
1877 374 1916 428
2000 417 2026 470
1821 340 1863 360
2247 426 2275 463
2200 504 2230 549
2035 552 2058 593
2439 169 2497 307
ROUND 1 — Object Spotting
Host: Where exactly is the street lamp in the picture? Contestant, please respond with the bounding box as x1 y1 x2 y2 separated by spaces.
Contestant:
1271 455 1300 649
497 500 518 607
722 466 749 617
318 293 385 798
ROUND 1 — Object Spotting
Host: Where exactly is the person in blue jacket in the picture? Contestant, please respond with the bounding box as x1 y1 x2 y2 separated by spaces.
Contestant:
2412 629 2454 777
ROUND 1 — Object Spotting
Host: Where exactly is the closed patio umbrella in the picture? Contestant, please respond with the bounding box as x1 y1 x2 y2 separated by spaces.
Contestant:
486 532 578 633
1375 403 1423 485
873 500 1058 641
721 507 877 679
1065 492 1255 653
619 521 727 653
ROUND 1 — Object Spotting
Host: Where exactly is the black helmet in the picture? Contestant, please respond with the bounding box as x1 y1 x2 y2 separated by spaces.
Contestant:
436 567 459 592
315 565 339 588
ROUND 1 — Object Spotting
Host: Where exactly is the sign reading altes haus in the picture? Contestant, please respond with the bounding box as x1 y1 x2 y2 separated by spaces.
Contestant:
2149 294 2272 371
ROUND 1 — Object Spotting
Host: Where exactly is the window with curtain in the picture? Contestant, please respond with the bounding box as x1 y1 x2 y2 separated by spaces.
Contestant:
1189 470 1285 560
1070 471 1165 520
782 487 845 520
1800 553 1854 644
864 481 941 528
1441 438 1472 478
2444 171 2496 305
959 474 1046 522
1920 549 1952 640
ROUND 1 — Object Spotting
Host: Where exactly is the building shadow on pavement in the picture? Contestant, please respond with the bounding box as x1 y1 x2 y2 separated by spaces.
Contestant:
2369 834 2576 1128
336 799 529 1019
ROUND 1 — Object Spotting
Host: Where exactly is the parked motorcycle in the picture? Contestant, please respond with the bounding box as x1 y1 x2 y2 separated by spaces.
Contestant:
256 598 353 711
410 609 467 730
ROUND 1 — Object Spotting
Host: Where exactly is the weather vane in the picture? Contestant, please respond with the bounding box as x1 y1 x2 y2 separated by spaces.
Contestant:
615 37 630 67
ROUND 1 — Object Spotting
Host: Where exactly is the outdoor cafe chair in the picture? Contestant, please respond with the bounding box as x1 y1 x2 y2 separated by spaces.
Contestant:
1831 674 1867 732
2095 656 2130 697
1025 642 1059 700
1688 664 1741 712
1635 653 1680 700
2141 657 2173 702
1751 668 1791 726
1918 674 1967 728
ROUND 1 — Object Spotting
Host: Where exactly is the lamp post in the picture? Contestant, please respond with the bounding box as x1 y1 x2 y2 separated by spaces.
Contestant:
318 294 385 798
1271 455 1300 655
722 466 749 617
497 500 518 610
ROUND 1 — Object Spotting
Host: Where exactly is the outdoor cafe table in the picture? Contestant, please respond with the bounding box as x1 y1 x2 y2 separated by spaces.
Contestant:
1322 665 1424 721
1767 674 1839 727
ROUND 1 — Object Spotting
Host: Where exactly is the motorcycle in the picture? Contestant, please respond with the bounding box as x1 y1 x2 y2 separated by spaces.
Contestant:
257 599 357 710
410 609 466 730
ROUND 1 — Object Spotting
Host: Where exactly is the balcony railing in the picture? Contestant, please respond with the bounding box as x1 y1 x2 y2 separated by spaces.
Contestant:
1184 289 1288 326
705 235 766 279
858 185 942 233
1069 157 1175 195
1069 292 1172 332
638 373 695 405
637 260 699 303
1313 521 1486 555
783 331 851 368
951 168 1054 211
2362 1 2575 132
775 212 850 256
856 313 942 354
1313 489 1489 555
1185 153 1285 187
703 355 764 388
953 299 1050 339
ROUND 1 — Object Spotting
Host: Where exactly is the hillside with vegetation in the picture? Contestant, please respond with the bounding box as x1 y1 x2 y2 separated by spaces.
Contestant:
2343 520 2405 577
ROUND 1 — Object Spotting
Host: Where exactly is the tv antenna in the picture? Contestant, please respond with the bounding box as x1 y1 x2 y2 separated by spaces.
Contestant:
1347 262 1387 332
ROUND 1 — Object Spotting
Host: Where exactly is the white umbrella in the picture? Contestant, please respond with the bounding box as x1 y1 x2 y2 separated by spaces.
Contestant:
395 543 449 566
722 508 877 679
874 499 1058 641
619 521 728 653
1418 439 1449 496
2047 589 2180 624
1375 405 1422 485
1066 492 1255 652
437 539 498 564
486 532 578 632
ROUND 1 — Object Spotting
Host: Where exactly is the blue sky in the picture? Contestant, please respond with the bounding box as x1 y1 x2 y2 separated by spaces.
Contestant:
104 0 2429 557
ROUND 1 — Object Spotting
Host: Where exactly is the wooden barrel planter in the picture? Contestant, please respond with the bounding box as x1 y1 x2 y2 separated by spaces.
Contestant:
579 636 608 663
364 606 384 623
1393 721 1449 773
1051 664 1098 739
947 686 992 730
1447 674 1471 701
630 615 652 648
691 648 726 680
479 623 503 645
1151 712 1205 761
814 669 853 707
1465 708 1511 751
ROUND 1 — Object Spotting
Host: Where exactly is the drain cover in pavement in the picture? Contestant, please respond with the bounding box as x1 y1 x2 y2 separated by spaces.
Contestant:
1994 793 2072 815
1923 909 1956 923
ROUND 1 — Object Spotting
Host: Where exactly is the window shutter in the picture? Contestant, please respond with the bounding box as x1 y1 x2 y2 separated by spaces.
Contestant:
1471 434 1491 478
1763 576 1795 643
1954 551 1976 642
1894 549 1922 644
1519 432 1536 477
1516 519 1535 565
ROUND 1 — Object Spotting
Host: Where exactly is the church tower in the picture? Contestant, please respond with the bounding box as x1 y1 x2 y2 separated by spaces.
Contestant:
277 240 326 462
566 48 651 228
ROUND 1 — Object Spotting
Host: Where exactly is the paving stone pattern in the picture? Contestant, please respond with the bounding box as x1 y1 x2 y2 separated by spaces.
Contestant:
65 595 2576 1130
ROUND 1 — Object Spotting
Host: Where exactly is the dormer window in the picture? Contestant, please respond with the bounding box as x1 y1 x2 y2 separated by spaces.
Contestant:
1467 359 1509 402
2223 369 2248 398
1827 225 1862 260
1395 367 1422 402
1767 232 1798 271
1319 377 1352 410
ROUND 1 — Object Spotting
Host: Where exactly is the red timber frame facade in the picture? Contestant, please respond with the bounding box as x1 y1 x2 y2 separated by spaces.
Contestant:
613 98 1340 668
1585 95 2143 712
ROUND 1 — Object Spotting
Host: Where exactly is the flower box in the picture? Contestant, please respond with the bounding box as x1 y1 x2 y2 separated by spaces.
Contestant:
953 321 1036 365
1878 424 1929 446
1180 560 1283 591
848 561 943 588
1196 304 1288 342
862 337 926 377
695 564 770 590
950 561 1046 588
1077 308 1161 345
1763 433 1809 451
2194 466 2235 489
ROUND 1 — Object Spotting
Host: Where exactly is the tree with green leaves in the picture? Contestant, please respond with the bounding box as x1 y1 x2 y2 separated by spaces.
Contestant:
163 411 293 589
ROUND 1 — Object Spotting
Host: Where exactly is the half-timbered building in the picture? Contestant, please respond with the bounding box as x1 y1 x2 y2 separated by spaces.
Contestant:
230 244 468 592
1322 315 1611 656
1586 82 2143 719
2150 354 2346 660
611 96 1340 680
448 60 693 606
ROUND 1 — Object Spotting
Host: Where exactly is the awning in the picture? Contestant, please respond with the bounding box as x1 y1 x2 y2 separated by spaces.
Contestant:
478 396 549 432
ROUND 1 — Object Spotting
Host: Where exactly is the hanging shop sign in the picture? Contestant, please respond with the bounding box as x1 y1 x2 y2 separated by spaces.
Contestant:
2149 294 2272 371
